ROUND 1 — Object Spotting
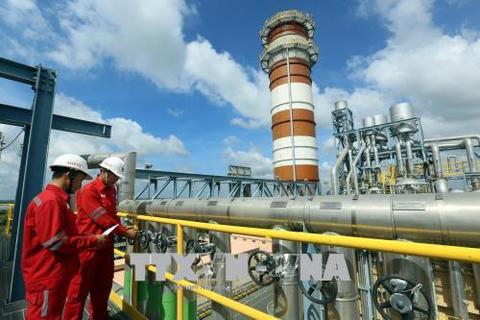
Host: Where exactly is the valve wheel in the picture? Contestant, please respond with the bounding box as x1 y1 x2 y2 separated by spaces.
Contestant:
153 232 168 253
138 230 150 251
185 239 201 254
247 249 276 286
373 274 434 320
300 277 337 305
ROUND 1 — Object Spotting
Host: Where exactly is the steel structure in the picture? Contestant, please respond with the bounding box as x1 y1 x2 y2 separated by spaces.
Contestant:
0 57 111 302
134 169 321 199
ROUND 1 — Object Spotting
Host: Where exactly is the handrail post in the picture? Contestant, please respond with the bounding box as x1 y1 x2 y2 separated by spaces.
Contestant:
6 204 14 235
177 223 184 320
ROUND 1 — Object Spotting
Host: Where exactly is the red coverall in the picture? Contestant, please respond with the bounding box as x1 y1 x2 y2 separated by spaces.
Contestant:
22 184 98 319
63 178 127 320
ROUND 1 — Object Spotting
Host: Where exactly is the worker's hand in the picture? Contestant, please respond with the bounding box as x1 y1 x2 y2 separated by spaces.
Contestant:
125 228 138 239
95 234 109 248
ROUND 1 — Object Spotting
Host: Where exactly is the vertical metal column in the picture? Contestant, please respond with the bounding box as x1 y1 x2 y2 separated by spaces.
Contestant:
274 226 302 320
332 246 360 320
448 261 469 319
211 224 233 320
182 227 197 319
118 152 137 202
357 250 376 320
9 66 56 302
8 126 29 260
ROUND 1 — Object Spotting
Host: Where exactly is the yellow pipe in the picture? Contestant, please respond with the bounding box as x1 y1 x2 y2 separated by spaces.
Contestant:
176 224 184 320
146 265 278 320
114 248 126 258
118 212 480 264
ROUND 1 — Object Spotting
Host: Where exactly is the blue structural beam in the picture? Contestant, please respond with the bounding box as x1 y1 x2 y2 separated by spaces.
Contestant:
0 103 112 137
0 56 111 302
0 57 36 85
9 66 56 302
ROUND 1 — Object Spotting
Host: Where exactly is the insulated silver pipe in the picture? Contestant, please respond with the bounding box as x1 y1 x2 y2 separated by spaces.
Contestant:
465 138 478 172
448 261 469 319
331 148 349 195
472 264 480 309
211 224 233 320
82 151 137 201
424 135 480 144
395 142 405 178
429 144 443 178
346 143 366 195
274 226 302 320
330 244 360 319
119 192 480 247
405 140 414 176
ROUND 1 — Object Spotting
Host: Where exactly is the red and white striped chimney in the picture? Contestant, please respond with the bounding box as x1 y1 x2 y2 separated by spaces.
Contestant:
260 10 319 181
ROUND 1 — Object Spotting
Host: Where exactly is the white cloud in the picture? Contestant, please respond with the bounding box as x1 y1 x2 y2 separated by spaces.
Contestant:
0 0 271 129
222 135 240 146
315 0 480 139
53 94 189 157
185 39 270 128
0 93 188 199
167 108 184 118
321 137 336 155
224 147 273 178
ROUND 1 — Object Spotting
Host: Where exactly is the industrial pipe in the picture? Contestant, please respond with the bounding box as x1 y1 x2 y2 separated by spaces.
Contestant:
395 142 405 178
330 148 349 195
346 143 366 194
424 135 480 145
405 140 415 176
119 192 480 248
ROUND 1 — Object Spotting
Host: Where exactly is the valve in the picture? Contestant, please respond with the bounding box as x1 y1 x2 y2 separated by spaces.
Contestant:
152 232 168 253
373 274 434 320
300 277 337 305
185 239 216 265
185 239 216 255
299 252 338 305
126 230 150 251
138 230 151 251
247 250 277 286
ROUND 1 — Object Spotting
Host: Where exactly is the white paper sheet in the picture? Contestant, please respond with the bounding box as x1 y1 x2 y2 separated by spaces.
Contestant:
103 224 119 236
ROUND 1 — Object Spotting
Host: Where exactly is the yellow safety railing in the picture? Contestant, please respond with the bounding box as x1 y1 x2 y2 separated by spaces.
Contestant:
113 248 277 320
444 160 480 177
116 211 480 320
1 203 14 235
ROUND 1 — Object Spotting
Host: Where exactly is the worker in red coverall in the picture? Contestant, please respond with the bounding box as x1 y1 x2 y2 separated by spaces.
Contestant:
22 154 108 319
64 156 137 320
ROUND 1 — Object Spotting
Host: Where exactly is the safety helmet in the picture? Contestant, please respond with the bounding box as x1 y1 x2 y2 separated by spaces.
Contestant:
50 154 92 179
99 156 125 179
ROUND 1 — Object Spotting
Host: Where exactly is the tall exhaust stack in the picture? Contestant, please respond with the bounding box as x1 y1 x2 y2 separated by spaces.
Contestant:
260 10 319 181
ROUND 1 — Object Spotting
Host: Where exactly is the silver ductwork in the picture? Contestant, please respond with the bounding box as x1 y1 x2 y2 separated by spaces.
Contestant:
119 192 480 247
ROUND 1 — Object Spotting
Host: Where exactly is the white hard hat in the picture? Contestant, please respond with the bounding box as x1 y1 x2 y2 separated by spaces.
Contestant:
50 154 92 179
99 156 125 179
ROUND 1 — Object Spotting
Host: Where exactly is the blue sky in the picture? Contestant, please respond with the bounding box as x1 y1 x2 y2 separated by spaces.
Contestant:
1 0 480 199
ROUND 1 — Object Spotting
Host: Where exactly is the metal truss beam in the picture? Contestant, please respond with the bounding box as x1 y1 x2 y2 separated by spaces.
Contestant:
0 103 111 137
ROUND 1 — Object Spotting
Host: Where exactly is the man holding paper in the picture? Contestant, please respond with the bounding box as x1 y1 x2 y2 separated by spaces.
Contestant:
64 156 137 320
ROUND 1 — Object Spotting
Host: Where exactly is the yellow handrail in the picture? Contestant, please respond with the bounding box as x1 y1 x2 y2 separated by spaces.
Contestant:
114 248 277 320
117 211 480 319
118 212 480 264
